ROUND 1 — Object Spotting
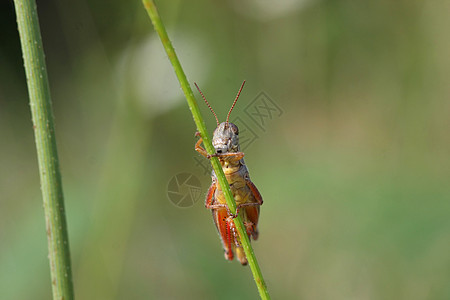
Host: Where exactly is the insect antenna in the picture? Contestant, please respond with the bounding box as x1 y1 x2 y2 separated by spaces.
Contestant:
226 80 246 124
194 82 219 126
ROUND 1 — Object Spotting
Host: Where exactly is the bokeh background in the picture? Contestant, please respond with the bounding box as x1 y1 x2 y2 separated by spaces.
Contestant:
1 0 449 299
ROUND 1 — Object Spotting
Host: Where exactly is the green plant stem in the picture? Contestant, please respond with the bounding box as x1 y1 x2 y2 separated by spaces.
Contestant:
14 0 74 299
142 1 270 299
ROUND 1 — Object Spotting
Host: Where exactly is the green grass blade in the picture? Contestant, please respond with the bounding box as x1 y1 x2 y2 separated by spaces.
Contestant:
13 0 74 299
142 1 271 299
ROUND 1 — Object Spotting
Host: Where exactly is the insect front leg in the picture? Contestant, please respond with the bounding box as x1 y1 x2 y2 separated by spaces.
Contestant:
194 132 209 158
209 152 245 161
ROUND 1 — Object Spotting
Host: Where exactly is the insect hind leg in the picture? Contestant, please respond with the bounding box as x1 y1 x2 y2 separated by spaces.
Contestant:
226 216 248 265
244 220 259 240
213 209 235 261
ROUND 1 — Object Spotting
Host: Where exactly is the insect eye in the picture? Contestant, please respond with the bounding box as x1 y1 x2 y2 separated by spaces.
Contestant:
231 125 239 135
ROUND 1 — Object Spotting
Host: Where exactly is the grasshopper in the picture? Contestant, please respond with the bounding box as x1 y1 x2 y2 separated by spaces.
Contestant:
194 81 263 265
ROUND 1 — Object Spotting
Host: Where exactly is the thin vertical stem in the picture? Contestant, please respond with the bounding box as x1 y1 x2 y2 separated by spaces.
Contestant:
142 1 270 299
13 0 74 299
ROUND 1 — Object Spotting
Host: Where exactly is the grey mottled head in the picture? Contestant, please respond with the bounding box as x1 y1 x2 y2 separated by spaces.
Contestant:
212 122 239 154
194 81 246 155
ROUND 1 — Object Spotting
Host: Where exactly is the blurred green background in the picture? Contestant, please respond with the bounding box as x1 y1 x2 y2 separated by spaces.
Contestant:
1 0 449 299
